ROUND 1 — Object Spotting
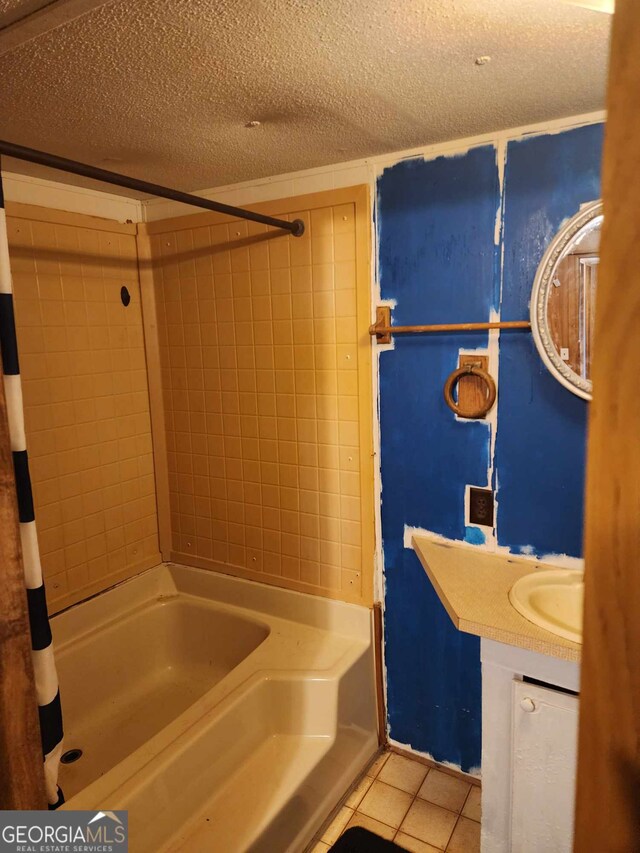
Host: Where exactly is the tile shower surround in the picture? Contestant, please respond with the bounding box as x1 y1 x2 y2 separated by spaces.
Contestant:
147 188 373 605
7 205 161 612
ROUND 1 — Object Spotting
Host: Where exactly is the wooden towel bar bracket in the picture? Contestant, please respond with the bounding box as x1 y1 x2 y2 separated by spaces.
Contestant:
369 306 531 344
443 362 497 419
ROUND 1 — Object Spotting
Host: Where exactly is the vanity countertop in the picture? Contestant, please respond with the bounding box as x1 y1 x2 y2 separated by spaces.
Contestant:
412 534 581 663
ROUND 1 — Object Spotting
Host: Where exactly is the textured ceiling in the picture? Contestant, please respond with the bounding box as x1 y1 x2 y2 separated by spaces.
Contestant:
0 0 50 28
0 0 610 196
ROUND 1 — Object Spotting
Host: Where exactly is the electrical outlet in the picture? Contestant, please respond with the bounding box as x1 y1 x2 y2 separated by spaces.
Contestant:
469 487 494 527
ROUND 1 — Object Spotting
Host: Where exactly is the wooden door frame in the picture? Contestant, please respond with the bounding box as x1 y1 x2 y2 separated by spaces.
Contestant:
0 364 47 809
575 0 640 848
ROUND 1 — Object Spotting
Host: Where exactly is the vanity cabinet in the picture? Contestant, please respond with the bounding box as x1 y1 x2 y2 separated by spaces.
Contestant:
481 639 580 853
410 537 582 853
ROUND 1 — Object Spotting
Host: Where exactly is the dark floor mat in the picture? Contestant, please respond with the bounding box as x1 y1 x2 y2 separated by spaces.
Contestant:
329 826 407 852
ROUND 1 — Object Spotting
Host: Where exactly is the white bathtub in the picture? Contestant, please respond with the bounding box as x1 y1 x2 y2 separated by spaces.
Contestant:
54 563 378 851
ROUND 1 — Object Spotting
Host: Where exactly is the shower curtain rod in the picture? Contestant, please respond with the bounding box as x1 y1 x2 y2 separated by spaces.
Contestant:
0 139 305 237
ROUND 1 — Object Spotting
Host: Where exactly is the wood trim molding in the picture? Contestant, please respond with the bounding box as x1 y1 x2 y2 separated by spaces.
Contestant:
574 1 640 849
0 365 47 810
372 603 387 745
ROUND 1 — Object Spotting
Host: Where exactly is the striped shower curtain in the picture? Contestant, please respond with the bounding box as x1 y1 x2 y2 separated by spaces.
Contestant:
0 167 64 807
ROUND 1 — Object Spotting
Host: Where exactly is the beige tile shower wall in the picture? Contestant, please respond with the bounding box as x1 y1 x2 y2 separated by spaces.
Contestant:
141 186 374 605
6 203 162 613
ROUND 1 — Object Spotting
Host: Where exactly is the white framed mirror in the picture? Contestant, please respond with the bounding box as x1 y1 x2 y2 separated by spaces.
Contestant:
530 200 602 401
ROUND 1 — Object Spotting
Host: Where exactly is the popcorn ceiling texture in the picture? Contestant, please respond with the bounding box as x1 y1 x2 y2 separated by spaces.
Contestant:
0 0 609 193
0 0 47 23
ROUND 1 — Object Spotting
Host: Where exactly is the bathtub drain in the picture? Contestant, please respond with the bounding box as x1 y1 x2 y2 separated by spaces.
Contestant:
60 748 83 764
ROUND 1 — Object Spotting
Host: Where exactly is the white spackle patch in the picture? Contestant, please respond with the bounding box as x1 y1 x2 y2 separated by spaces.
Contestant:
493 541 584 571
452 345 492 424
486 310 501 481
537 552 584 571
449 325 500 550
494 137 507 248
387 737 481 781
404 525 472 551
372 297 398 353
404 526 584 572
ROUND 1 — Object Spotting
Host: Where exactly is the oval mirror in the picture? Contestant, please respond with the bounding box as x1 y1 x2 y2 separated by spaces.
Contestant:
531 200 602 401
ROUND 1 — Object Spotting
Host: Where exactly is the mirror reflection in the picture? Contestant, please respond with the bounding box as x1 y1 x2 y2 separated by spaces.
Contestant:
546 216 601 382
531 201 602 400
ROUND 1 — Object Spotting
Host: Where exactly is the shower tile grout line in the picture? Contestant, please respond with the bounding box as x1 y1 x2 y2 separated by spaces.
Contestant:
314 749 481 852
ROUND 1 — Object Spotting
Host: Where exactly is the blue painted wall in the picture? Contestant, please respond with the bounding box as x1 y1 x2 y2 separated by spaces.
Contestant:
377 123 604 771
497 125 603 556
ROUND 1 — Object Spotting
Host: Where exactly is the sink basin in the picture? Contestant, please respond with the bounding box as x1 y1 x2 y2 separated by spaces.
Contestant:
509 569 584 643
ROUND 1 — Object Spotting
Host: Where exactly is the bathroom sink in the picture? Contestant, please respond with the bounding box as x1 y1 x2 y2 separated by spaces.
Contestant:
509 570 584 644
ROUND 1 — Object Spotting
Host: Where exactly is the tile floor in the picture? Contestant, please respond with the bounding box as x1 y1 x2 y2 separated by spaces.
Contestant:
312 750 481 852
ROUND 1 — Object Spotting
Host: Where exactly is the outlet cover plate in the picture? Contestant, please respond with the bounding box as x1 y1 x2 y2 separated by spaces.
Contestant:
469 487 494 527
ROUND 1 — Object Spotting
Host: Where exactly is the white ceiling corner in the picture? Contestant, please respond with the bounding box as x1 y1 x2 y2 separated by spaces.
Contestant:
0 0 115 56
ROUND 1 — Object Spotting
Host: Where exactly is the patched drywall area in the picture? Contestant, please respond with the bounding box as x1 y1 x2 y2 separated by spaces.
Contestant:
376 122 603 772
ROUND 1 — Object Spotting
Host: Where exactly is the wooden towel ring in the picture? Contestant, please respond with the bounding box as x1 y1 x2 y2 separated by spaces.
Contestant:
443 363 496 419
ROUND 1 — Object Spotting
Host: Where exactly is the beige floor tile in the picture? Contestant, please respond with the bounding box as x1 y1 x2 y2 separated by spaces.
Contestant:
394 831 442 852
461 786 482 822
399 799 457 850
321 806 354 845
358 779 413 829
378 753 429 795
446 816 481 853
417 769 471 813
310 842 332 853
345 773 374 809
367 750 390 778
346 811 396 840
